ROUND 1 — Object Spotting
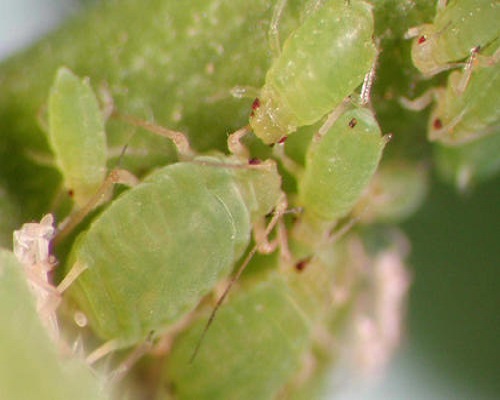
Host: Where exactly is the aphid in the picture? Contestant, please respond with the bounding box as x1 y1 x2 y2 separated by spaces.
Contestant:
294 106 387 243
64 155 284 360
47 67 107 208
249 0 376 144
407 0 500 76
162 250 337 399
427 49 499 145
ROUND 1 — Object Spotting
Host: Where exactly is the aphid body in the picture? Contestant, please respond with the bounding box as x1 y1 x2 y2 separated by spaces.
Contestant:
163 247 336 399
428 55 500 145
410 0 500 75
250 0 376 144
65 157 282 350
47 67 107 208
296 108 386 235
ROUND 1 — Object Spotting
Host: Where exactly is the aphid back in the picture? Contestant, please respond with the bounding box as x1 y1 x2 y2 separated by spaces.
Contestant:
298 108 385 226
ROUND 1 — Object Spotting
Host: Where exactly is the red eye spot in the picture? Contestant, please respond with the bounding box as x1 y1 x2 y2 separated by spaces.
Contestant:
433 118 443 130
249 158 261 165
348 118 358 128
295 258 311 272
250 98 261 117
251 98 260 110
418 35 426 44
68 189 74 198
278 136 288 144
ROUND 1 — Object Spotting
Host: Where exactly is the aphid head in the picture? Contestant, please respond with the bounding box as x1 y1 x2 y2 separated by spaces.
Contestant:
411 24 440 75
249 88 296 145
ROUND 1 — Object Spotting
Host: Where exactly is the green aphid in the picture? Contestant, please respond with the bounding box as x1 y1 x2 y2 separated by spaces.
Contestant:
250 0 376 144
297 107 386 233
409 0 500 76
64 157 283 357
47 67 107 208
428 53 499 145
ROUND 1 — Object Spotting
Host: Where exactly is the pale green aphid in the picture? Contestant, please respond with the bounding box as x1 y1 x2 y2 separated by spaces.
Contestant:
295 107 386 236
162 247 337 399
64 156 283 358
47 67 107 208
427 52 500 145
249 0 376 144
409 0 500 76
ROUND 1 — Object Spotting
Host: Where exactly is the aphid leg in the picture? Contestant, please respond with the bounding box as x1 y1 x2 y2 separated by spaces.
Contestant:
436 0 447 11
190 193 288 363
268 0 287 57
399 90 436 111
113 112 195 160
57 260 88 293
272 141 303 177
85 338 122 365
55 168 139 245
108 332 154 384
227 125 252 159
456 46 480 94
313 97 351 143
360 64 376 105
253 193 289 254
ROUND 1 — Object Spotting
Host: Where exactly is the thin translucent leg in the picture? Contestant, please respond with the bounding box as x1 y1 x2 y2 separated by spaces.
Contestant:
55 168 139 245
227 125 251 159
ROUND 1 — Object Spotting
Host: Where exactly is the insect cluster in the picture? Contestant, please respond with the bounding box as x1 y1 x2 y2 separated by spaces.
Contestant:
0 0 498 399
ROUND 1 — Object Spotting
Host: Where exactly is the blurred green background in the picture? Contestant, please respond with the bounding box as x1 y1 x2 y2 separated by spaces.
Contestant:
1 1 499 398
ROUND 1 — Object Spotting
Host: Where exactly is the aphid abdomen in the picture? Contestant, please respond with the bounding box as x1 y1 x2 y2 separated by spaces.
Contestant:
251 0 376 144
298 108 385 225
412 0 500 75
66 162 254 346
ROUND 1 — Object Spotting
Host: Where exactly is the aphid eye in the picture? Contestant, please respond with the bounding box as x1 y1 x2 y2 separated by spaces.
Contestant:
433 118 443 130
348 118 358 128
251 98 261 110
249 158 262 165
418 35 426 44
294 258 311 272
68 189 75 198
250 98 261 117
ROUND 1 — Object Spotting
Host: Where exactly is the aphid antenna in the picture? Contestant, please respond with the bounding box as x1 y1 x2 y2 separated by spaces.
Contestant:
112 111 195 161
268 0 287 58
189 193 288 363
